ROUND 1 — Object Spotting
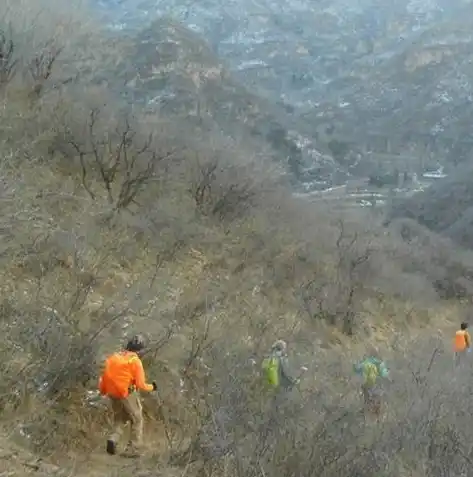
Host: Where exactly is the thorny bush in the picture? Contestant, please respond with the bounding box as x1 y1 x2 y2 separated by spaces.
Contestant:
170 337 473 477
61 109 173 211
189 154 261 223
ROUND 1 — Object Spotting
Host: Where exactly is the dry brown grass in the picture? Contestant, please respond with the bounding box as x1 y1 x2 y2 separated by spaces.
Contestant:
1 2 473 477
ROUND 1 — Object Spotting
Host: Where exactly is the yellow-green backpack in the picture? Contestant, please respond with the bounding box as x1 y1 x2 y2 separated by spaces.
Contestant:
262 356 280 387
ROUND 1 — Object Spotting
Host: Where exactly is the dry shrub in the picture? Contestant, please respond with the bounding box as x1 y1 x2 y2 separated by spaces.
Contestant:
189 155 258 221
164 332 473 477
388 217 473 299
0 0 117 172
185 136 277 224
0 1 95 101
0 27 16 89
1 0 473 475
56 108 174 211
0 226 137 452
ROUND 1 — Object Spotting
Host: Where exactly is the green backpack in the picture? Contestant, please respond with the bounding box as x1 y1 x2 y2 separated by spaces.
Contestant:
262 356 280 387
354 357 389 379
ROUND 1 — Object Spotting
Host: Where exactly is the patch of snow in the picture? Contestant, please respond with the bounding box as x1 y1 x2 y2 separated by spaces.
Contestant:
423 171 447 178
423 166 447 179
187 23 203 33
107 22 127 31
236 59 268 70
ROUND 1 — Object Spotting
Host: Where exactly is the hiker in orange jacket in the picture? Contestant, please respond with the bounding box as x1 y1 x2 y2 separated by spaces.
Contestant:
99 334 157 457
453 322 471 367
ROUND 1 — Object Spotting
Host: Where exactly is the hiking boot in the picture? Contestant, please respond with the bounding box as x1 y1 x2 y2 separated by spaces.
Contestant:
106 439 116 455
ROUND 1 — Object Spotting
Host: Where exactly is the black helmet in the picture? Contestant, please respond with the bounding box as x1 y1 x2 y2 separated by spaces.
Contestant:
125 334 146 352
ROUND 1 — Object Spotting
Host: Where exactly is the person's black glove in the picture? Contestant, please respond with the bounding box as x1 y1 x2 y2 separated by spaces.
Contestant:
152 382 157 391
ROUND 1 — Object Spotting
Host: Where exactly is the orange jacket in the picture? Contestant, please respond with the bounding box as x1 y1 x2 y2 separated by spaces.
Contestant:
454 330 471 352
99 351 154 398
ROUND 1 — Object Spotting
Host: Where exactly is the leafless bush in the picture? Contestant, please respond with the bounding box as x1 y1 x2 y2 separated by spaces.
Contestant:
333 219 375 335
388 217 473 299
1 279 125 403
62 109 172 211
0 27 17 89
0 276 132 453
189 155 260 222
297 218 375 335
28 40 62 97
166 333 473 477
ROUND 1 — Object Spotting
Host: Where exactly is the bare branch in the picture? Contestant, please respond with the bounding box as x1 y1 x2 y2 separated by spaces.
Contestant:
59 109 171 209
0 26 17 88
28 41 63 96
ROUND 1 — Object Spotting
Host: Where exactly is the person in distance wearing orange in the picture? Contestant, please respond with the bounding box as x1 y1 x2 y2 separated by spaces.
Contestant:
453 322 471 368
99 334 157 457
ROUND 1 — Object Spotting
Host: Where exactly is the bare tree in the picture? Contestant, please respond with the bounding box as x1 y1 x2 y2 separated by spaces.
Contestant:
64 109 172 210
191 157 218 209
297 219 374 335
0 27 17 88
189 156 258 222
28 40 62 96
334 219 373 335
298 276 339 325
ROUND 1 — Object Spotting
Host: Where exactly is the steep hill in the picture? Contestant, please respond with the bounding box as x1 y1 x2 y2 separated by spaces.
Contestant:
99 18 339 188
3 2 473 477
312 4 473 152
389 165 473 250
95 0 473 166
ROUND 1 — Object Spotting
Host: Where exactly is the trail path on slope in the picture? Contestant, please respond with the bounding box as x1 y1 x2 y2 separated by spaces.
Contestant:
62 427 181 477
0 427 180 477
3 317 461 477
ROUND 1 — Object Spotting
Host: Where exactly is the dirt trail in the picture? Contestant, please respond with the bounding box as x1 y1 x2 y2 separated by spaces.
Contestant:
0 428 175 477
63 428 175 477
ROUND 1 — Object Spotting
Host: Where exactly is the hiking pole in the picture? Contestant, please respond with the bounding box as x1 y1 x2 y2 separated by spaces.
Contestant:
153 388 173 450
296 366 309 384
291 366 309 394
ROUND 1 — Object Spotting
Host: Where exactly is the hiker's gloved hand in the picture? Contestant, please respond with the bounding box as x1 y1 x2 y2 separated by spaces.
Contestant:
468 348 472 354
152 382 158 391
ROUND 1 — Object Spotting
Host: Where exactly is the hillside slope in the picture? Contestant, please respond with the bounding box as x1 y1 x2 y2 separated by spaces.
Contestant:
100 18 339 188
95 0 473 166
314 4 473 148
389 165 473 249
2 2 473 477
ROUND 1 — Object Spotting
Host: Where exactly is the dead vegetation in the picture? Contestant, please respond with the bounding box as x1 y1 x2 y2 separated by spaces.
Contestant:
188 150 264 223
61 108 174 211
0 27 16 89
0 2 472 477
167 334 473 477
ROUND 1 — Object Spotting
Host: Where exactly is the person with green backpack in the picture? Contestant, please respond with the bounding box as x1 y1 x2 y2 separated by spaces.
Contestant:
353 353 389 417
262 340 298 392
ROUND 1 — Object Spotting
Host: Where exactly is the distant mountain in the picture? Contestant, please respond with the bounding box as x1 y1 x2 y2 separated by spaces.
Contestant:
94 0 473 100
95 18 340 188
93 0 473 173
310 3 473 151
